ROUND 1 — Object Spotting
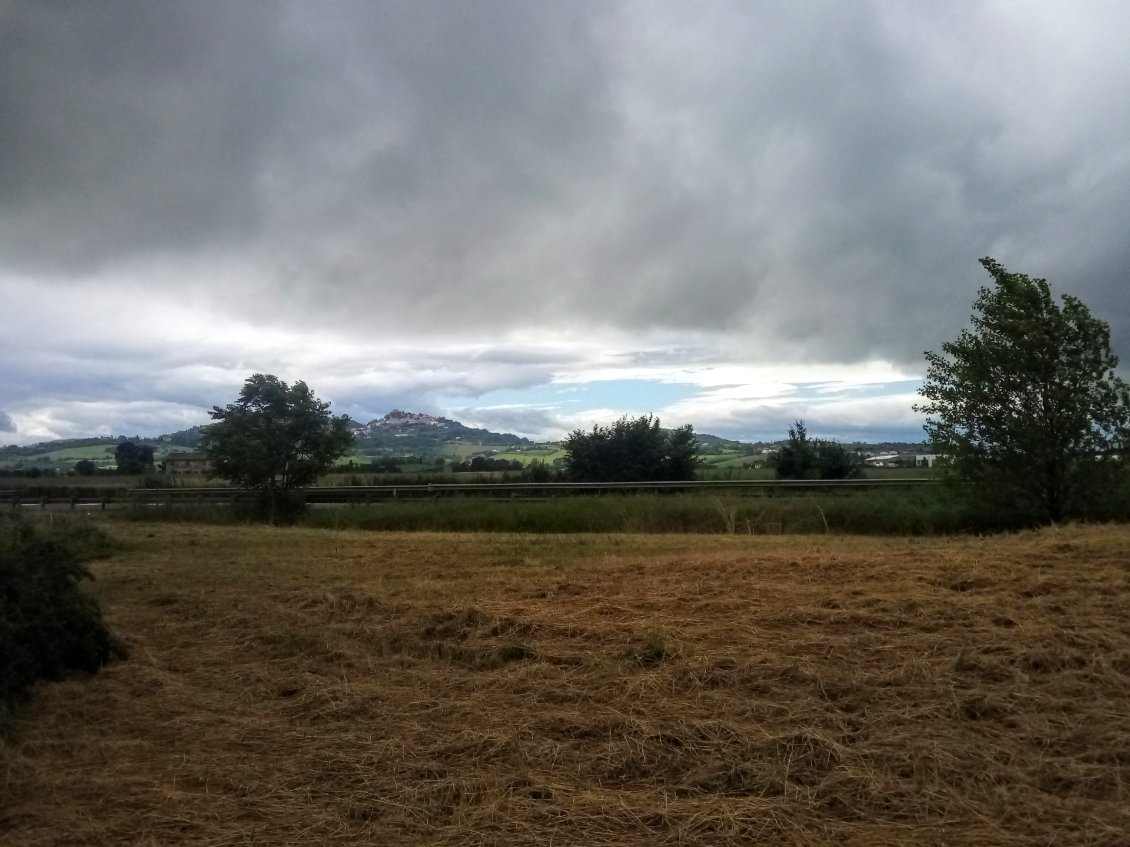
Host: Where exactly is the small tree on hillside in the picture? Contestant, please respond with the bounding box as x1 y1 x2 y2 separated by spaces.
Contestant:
563 415 700 482
915 257 1130 524
773 420 862 480
201 374 354 523
114 441 154 474
773 420 817 479
815 440 863 480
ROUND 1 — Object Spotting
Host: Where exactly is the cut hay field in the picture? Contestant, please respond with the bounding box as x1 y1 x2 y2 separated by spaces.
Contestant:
3 524 1130 846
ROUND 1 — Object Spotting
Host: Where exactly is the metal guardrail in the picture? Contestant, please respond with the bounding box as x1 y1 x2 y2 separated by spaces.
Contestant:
421 479 937 493
5 494 113 511
4 479 939 510
129 478 939 505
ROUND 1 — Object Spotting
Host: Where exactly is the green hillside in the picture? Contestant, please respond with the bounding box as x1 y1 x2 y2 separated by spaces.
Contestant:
1 413 929 476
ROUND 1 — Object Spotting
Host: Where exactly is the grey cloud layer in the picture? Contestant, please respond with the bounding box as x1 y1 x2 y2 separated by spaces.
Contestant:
2 0 1129 439
0 2 287 269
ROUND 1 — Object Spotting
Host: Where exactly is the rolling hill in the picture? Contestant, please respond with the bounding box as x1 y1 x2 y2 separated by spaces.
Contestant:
1 412 928 473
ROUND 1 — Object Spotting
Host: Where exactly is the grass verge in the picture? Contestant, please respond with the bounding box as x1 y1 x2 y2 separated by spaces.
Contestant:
302 489 976 534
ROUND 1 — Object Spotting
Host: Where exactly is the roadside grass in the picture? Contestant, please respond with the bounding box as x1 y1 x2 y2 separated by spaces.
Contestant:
300 490 970 535
0 477 144 494
2 522 1129 845
108 488 986 535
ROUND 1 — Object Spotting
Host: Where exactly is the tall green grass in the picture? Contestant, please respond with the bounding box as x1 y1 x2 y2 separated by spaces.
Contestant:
298 490 973 535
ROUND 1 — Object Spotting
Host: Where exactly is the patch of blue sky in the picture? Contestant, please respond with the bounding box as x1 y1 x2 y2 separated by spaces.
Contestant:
785 379 922 400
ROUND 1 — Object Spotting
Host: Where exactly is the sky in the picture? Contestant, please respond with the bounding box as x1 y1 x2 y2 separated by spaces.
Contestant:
2 1 1129 446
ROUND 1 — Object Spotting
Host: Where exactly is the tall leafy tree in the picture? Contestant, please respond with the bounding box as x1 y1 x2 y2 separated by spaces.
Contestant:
815 440 862 480
915 258 1130 523
773 420 817 479
114 441 154 474
563 415 700 482
201 374 354 523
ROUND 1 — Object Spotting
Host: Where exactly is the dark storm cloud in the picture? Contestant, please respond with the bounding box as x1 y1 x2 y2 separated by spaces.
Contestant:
2 0 1129 420
624 0 1130 363
254 0 622 330
0 1 289 270
0 409 14 432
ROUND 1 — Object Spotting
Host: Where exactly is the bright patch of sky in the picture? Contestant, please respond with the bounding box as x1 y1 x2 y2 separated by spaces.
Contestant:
447 379 698 418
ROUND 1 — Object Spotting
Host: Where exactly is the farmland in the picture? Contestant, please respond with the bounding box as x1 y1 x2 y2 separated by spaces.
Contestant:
3 522 1129 845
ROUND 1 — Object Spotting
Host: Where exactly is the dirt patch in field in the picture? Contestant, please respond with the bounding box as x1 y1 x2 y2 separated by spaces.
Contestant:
2 524 1129 845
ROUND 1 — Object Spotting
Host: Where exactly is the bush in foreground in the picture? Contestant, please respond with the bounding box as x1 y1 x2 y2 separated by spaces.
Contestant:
1 519 125 718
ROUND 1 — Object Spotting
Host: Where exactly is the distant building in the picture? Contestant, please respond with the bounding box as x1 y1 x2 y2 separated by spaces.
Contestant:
864 453 900 466
164 452 211 474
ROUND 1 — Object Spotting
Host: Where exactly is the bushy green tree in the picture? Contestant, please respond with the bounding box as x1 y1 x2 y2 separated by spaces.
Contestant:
563 415 700 482
114 441 154 474
773 420 862 480
74 459 96 476
773 420 817 479
201 374 354 523
523 459 554 483
915 258 1130 524
815 440 863 480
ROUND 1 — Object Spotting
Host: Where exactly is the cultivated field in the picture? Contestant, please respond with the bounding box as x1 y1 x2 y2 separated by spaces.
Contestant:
3 523 1129 845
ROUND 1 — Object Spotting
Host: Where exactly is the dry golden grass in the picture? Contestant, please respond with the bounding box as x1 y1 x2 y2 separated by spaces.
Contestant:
3 523 1130 845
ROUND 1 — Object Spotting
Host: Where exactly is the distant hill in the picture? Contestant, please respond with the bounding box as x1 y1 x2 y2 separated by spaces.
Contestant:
695 432 759 453
351 410 532 455
0 413 536 470
1 412 928 471
358 409 448 432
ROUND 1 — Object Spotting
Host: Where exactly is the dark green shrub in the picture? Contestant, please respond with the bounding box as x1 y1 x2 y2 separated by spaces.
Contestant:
563 415 700 482
1 519 125 717
235 489 308 525
773 420 863 480
139 471 168 489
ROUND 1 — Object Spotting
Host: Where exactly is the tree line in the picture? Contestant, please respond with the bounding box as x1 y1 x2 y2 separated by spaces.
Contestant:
199 256 1129 525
